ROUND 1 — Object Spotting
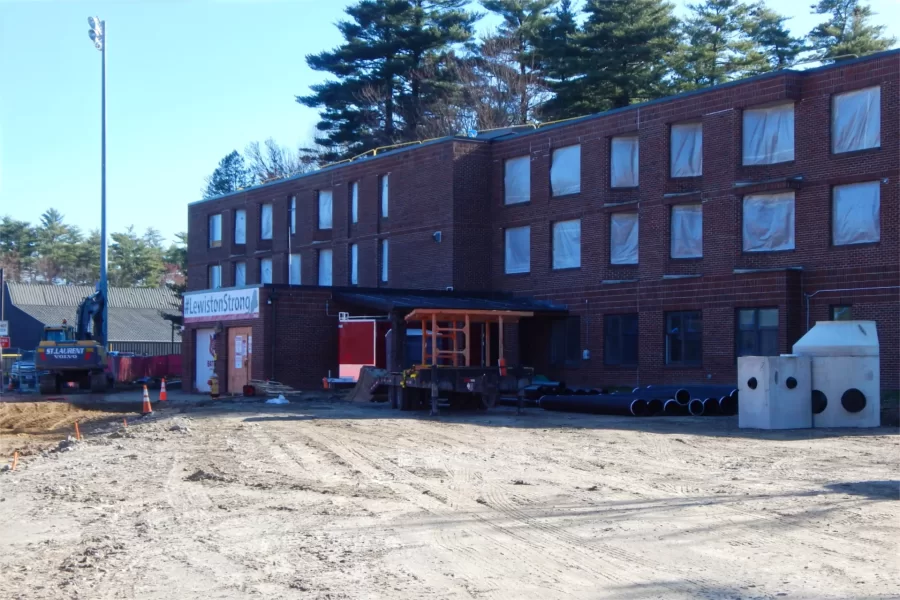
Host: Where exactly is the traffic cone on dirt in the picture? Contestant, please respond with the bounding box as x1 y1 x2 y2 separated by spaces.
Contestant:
141 385 153 415
159 378 168 402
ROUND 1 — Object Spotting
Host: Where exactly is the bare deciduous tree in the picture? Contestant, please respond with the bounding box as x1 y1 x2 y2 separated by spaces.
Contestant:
244 138 313 183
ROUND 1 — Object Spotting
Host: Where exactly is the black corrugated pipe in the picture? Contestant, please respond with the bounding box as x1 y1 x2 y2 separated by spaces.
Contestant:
663 399 687 415
688 399 705 416
703 397 720 415
675 389 691 404
645 398 664 416
539 395 647 416
719 395 738 416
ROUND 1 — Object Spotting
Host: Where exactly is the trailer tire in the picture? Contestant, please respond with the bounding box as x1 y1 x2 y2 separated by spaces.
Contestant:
481 392 498 410
39 375 59 395
90 372 106 393
398 387 412 412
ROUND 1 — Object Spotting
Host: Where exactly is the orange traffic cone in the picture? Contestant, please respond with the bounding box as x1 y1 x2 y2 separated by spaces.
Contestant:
141 385 153 415
159 378 168 401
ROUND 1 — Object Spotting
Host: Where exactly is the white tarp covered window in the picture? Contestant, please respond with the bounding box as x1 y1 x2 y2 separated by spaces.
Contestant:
350 244 359 284
381 239 389 282
380 174 389 217
234 262 246 287
260 258 273 284
351 182 359 223
289 254 301 285
742 103 794 165
551 145 581 196
318 189 333 230
260 204 273 239
833 86 880 154
290 197 296 234
504 156 531 204
742 192 795 252
234 210 246 244
208 214 222 247
504 226 530 274
611 136 639 188
208 265 222 289
610 213 639 264
833 181 880 245
671 204 703 258
552 219 581 269
671 123 703 177
318 249 333 286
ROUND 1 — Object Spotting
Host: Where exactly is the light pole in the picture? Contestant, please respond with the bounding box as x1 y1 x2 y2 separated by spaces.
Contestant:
88 17 108 347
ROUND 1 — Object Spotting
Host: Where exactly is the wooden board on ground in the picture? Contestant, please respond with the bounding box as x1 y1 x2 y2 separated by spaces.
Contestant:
345 367 388 403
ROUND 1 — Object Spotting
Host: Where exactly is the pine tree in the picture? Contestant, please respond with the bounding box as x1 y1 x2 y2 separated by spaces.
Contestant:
808 0 896 62
203 151 252 199
35 209 83 284
0 216 37 282
543 0 679 119
673 0 767 90
109 226 165 287
535 0 580 120
479 0 556 124
747 5 806 71
298 0 477 162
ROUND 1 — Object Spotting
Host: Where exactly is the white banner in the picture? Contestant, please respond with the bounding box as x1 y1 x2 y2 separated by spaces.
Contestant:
184 287 260 323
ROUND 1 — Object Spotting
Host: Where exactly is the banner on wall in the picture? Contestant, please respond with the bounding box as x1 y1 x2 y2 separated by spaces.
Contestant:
184 287 260 323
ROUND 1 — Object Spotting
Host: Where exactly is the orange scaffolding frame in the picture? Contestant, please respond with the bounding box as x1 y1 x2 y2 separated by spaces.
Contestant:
404 309 533 367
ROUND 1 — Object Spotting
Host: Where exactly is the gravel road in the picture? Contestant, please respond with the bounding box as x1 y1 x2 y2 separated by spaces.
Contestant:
1 400 897 599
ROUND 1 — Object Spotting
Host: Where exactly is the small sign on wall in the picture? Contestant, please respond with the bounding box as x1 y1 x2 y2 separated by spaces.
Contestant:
235 336 243 369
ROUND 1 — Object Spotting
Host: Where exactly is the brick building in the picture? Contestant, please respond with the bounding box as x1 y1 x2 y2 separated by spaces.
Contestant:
183 50 899 394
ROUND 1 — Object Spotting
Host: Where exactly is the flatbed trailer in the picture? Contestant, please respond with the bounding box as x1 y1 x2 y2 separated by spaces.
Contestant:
384 364 534 414
382 308 535 416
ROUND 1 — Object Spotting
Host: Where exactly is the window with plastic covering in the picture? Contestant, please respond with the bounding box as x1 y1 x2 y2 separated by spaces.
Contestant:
289 254 301 285
604 314 638 366
350 244 359 285
318 249 333 286
670 123 702 177
504 226 530 274
318 190 333 230
611 136 639 188
670 204 702 258
742 103 794 165
208 265 222 289
290 197 296 235
832 86 880 154
381 239 389 282
350 182 359 224
260 258 273 284
260 204 273 240
736 308 779 357
610 213 638 264
552 219 581 269
380 174 390 217
208 214 222 248
833 181 880 246
742 192 795 252
504 156 530 205
234 210 246 244
550 145 581 196
234 262 246 287
666 311 702 366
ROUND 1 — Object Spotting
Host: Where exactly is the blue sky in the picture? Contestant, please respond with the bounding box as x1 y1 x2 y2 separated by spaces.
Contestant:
1 0 897 245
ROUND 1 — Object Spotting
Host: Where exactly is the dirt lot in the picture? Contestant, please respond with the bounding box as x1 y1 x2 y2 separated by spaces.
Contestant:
0 399 897 599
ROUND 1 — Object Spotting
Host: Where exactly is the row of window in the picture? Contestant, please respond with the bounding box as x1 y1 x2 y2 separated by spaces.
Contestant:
504 181 882 273
598 305 853 367
504 86 881 203
208 175 391 247
207 240 390 289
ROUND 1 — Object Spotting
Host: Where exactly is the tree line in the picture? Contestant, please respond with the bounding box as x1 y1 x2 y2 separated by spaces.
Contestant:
0 209 186 289
203 0 894 192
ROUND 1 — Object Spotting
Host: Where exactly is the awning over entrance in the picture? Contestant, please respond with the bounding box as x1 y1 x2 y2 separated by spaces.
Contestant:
333 291 568 314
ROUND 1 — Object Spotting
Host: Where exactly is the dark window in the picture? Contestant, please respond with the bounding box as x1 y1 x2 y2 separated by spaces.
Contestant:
665 311 702 366
604 314 639 366
831 305 853 321
736 308 779 357
551 316 581 366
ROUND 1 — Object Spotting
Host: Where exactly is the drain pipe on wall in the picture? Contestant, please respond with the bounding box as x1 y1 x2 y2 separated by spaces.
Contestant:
804 286 900 331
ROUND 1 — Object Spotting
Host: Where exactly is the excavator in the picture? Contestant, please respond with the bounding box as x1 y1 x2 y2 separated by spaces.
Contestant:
35 290 108 394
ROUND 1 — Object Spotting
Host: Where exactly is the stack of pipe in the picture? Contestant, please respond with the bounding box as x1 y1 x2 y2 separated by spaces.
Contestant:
539 385 739 417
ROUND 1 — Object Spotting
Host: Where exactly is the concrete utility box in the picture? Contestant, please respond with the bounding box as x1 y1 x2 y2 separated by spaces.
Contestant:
738 355 813 429
793 321 880 428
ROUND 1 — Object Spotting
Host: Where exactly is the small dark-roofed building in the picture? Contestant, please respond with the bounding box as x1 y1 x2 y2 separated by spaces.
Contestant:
3 282 181 356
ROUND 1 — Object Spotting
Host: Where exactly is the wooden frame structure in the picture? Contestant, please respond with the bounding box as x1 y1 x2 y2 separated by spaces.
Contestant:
404 309 533 368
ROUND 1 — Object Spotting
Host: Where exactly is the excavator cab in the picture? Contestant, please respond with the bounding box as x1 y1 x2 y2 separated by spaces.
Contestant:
41 322 77 344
